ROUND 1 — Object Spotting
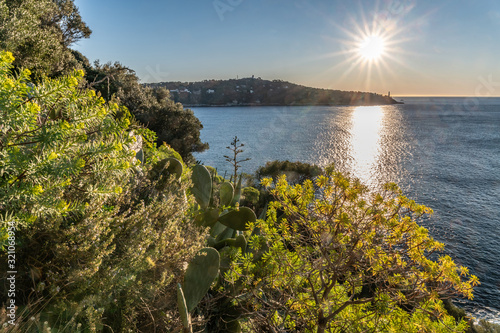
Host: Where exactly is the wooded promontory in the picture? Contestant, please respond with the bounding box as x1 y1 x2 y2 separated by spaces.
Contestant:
146 77 402 106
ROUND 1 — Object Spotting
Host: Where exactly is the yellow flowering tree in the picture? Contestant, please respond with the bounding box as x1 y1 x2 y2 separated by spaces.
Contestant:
0 51 132 329
224 168 479 332
0 51 135 228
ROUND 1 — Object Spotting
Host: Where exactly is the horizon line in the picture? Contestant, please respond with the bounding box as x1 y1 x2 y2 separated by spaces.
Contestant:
392 95 500 98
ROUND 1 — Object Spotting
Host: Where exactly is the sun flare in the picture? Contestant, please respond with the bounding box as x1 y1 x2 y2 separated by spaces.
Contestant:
319 9 411 93
358 35 385 61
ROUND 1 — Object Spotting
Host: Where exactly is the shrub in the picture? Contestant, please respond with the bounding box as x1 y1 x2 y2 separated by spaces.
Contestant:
242 186 260 206
223 168 479 332
0 51 133 232
80 61 208 163
0 52 206 332
255 160 322 186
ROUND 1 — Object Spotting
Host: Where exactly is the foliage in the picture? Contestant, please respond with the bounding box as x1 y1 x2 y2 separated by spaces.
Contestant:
157 142 184 163
1 168 205 332
255 159 322 186
7 173 204 332
222 169 479 332
242 186 259 206
0 51 206 332
0 0 91 79
81 61 208 163
80 61 135 101
0 51 133 227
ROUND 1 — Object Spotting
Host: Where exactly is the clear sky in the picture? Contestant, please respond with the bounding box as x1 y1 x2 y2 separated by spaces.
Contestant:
73 0 500 96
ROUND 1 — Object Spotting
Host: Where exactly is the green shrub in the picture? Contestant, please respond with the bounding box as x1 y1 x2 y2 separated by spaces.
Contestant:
471 320 500 333
0 51 134 236
242 186 260 206
0 52 206 332
255 160 322 186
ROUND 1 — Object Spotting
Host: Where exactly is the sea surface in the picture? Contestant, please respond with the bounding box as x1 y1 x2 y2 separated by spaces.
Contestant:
192 97 500 323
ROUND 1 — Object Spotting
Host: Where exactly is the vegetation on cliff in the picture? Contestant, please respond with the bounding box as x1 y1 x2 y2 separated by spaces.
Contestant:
0 48 489 332
1 0 497 331
78 60 208 163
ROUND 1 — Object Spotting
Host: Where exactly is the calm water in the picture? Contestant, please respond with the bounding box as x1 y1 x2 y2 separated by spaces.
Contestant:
192 97 500 322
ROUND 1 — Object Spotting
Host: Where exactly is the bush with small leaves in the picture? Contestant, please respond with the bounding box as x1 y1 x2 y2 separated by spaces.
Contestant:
224 168 479 332
0 52 206 332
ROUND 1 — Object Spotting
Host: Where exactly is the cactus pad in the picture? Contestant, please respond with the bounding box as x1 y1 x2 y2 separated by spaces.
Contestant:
219 182 234 206
183 247 220 312
218 207 257 231
191 165 212 209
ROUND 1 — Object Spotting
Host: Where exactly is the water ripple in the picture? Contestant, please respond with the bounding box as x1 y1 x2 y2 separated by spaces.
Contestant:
193 101 500 321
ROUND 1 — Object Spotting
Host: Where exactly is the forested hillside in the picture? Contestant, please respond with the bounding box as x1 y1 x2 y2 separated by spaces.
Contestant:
147 77 401 106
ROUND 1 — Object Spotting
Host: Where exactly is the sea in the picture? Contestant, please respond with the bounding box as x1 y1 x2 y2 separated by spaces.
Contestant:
192 97 500 323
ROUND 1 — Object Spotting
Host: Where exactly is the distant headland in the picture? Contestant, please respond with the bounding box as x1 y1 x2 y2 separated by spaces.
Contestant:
145 77 402 107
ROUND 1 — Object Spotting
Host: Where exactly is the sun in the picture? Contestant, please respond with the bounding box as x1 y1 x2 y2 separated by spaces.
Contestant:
318 9 412 92
358 34 385 62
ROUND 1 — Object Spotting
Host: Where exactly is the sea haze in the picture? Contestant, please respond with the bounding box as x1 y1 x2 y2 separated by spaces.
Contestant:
192 97 500 323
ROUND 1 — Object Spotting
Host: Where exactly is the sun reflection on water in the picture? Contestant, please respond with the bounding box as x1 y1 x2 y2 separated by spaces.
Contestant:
350 106 384 185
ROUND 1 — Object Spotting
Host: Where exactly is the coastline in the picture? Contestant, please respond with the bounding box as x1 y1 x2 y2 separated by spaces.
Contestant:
183 99 403 108
147 78 403 108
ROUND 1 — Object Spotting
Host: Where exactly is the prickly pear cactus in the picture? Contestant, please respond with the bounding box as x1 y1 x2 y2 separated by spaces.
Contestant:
231 175 242 206
194 208 220 228
210 221 227 238
219 181 234 206
218 207 257 231
214 234 248 252
234 234 247 252
177 283 192 333
150 157 183 179
215 225 235 242
165 157 184 179
148 157 183 191
191 165 212 209
183 247 220 312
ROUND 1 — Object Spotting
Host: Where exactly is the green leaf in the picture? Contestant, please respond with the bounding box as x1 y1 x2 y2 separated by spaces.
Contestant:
220 181 234 206
194 208 219 228
191 165 212 209
183 247 220 312
176 284 192 333
218 207 257 231
231 174 242 206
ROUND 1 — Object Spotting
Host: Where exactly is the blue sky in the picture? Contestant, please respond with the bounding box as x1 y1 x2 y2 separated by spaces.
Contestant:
74 0 500 96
